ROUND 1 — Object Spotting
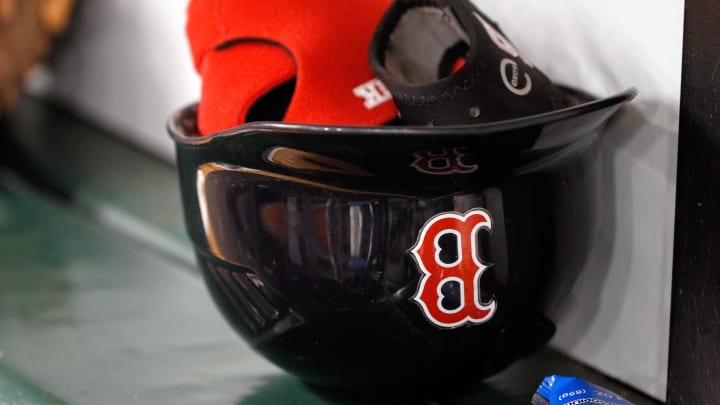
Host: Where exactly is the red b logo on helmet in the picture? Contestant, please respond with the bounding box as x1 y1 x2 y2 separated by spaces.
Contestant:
410 209 497 328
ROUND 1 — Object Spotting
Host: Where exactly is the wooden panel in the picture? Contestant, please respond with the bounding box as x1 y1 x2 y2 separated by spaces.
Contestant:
668 0 720 402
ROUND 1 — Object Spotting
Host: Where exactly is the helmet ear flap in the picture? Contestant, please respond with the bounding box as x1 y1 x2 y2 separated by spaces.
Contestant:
370 0 569 126
197 41 296 135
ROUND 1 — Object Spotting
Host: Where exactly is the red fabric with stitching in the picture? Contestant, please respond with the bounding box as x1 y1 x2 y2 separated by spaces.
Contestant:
187 0 397 135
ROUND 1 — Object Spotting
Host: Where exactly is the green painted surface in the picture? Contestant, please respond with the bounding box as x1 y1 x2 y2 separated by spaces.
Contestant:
0 178 278 404
0 98 658 404
0 363 66 405
1 98 193 265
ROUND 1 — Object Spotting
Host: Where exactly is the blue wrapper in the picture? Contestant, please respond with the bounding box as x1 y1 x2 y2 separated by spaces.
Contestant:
531 375 634 405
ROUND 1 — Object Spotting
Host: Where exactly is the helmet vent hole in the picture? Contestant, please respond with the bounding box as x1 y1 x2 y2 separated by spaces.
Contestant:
246 78 297 122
